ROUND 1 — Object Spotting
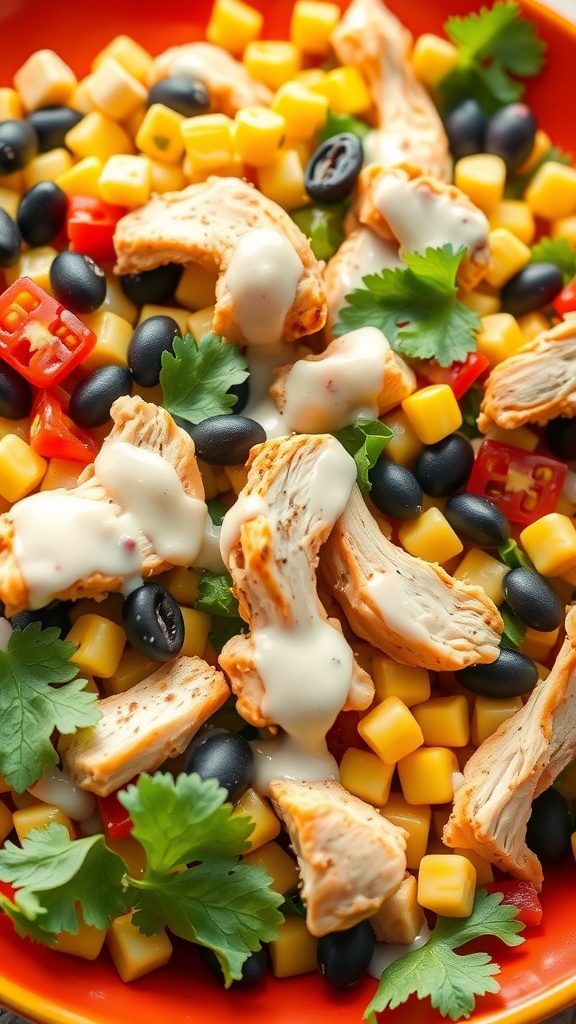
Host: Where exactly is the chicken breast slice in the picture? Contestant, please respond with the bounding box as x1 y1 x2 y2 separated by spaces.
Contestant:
322 485 503 671
323 226 403 331
443 608 576 890
113 177 326 346
59 657 229 796
149 41 272 117
478 316 576 432
331 0 451 181
269 778 407 936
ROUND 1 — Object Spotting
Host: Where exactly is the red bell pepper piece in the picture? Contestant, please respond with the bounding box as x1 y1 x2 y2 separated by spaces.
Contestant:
96 785 135 841
66 196 127 265
0 277 96 388
30 388 99 465
554 274 576 317
0 880 16 902
467 439 567 525
415 351 491 401
485 880 542 927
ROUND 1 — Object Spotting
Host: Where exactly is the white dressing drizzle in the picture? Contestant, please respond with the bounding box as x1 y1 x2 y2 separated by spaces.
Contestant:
366 572 431 644
368 924 432 979
225 228 303 347
193 511 226 573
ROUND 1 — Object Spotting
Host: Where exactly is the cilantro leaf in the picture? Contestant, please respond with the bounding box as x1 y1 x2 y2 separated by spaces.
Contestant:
334 245 481 368
0 623 100 792
531 237 576 285
365 888 525 1023
498 538 535 571
206 499 229 526
194 570 248 651
317 109 371 144
160 332 249 425
500 603 527 649
0 893 57 945
333 419 393 496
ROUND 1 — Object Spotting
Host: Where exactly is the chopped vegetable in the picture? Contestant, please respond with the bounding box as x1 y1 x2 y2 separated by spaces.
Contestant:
530 237 576 285
467 440 567 525
317 109 371 144
195 570 248 651
332 417 393 496
160 332 249 425
290 203 345 261
499 604 527 649
484 881 542 927
497 538 535 571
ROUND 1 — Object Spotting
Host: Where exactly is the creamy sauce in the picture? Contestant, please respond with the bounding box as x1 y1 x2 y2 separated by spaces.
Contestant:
193 511 226 573
363 129 409 167
250 733 339 793
374 174 489 258
224 229 303 347
366 571 432 644
368 924 432 979
243 341 294 439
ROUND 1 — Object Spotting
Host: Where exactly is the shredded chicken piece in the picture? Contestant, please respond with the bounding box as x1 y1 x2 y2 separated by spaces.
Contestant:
322 485 503 671
478 317 576 432
443 608 576 889
113 177 326 345
219 434 374 728
59 657 230 797
149 42 272 117
323 226 403 331
370 872 426 944
331 0 451 181
269 778 407 936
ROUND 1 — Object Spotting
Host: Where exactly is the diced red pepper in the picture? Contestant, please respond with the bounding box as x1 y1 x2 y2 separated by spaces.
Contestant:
30 388 99 465
326 711 367 763
415 351 491 401
0 277 96 388
554 275 576 317
66 196 127 265
467 439 567 525
485 880 543 927
96 785 135 841
0 880 16 902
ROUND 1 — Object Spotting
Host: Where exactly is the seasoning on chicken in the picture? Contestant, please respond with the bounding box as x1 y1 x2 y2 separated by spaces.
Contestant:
443 608 576 890
331 0 451 181
59 656 230 796
149 41 272 117
269 777 407 936
322 484 503 671
370 872 427 944
478 316 576 432
113 177 327 345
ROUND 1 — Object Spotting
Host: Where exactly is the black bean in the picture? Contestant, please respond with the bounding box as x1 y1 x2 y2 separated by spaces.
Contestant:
25 106 83 153
12 600 71 636
0 208 21 268
484 103 537 173
185 729 253 803
186 414 265 465
415 433 475 497
122 583 184 662
368 459 423 520
127 315 182 387
445 492 510 547
304 133 363 204
198 945 267 989
147 75 211 118
502 567 564 632
317 920 376 989
69 365 133 427
526 788 572 863
120 263 183 305
0 362 33 419
443 99 488 161
0 119 37 173
49 250 106 314
545 417 576 460
455 647 538 698
501 263 564 317
17 181 68 247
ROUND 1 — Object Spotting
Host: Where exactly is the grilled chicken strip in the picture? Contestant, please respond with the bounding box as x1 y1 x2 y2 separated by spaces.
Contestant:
478 317 576 432
59 657 229 797
269 778 407 936
331 0 451 181
113 177 326 345
149 41 272 117
323 226 403 331
443 608 576 890
322 485 503 671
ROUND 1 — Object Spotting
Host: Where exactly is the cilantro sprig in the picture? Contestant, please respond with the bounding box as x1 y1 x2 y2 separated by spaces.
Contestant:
160 332 249 425
333 419 393 496
194 570 248 651
334 245 481 368
531 237 576 285
364 888 525 1022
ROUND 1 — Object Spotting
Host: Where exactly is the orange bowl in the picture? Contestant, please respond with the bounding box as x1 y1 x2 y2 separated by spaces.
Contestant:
1 2 576 1024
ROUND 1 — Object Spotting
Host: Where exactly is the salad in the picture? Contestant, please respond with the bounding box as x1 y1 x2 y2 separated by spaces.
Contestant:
0 0 575 1020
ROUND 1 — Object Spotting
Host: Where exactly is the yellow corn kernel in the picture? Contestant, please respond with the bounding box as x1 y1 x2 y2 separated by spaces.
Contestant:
225 463 249 494
515 129 552 175
179 606 211 658
0 87 23 119
180 113 235 175
321 66 372 115
187 305 215 343
96 273 136 325
175 265 218 312
459 289 501 316
552 215 576 247
271 82 328 141
357 696 424 765
411 34 459 90
380 793 431 870
92 36 153 83
101 649 159 696
520 512 576 576
234 106 285 167
55 155 104 198
381 409 424 467
158 566 202 607
0 416 29 443
485 424 539 452
80 311 133 371
257 148 308 211
124 105 147 143
417 854 476 917
0 777 11 795
484 229 531 289
515 311 549 345
454 154 506 216
521 626 559 662
66 614 126 679
269 916 317 977
4 245 57 292
489 200 535 245
0 435 46 502
371 655 430 706
476 311 526 367
233 788 281 851
105 836 146 878
555 494 576 520
207 0 264 55
398 746 460 805
471 694 524 745
13 803 75 843
452 548 509 606
197 459 218 501
398 507 463 564
290 2 340 55
0 169 24 192
14 50 76 110
136 305 189 337
86 57 146 122
148 158 186 195
412 695 470 748
68 593 124 626
23 148 73 189
454 847 495 884
106 913 173 982
98 153 151 208
54 915 107 960
525 162 576 221
11 790 40 810
136 104 185 164
401 385 462 445
0 186 20 220
40 458 83 492
0 800 13 843
244 41 301 91
67 75 98 115
65 112 134 162
242 840 299 894
340 747 395 806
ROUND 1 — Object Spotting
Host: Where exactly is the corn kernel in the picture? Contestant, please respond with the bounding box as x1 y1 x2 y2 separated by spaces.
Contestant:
452 548 509 605
55 155 104 198
271 82 328 140
476 311 526 366
244 41 301 90
257 148 308 211
398 747 460 804
232 788 281 850
0 416 29 443
13 803 75 842
454 847 495 885
14 50 76 110
371 655 430 706
148 158 187 195
136 104 185 163
106 913 172 982
521 626 559 662
70 594 127 626
454 154 506 216
380 793 431 870
520 513 576 576
98 153 151 208
234 106 285 166
91 36 153 83
0 88 23 120
269 917 317 977
180 113 235 175
417 854 476 917
105 836 146 878
54 915 107 960
0 800 13 844
0 435 46 502
358 696 424 765
320 66 372 115
489 200 535 245
40 458 83 492
484 229 531 289
101 649 159 696
66 614 126 678
552 215 576 247
80 311 133 371
187 305 215 342
525 162 576 221
412 695 470 747
459 289 501 316
158 566 202 606
290 1 340 55
225 463 249 494
398 507 463 563
484 423 539 452
242 840 299 894
65 112 134 162
340 747 395 806
0 169 24 192
0 186 20 220
410 34 459 90
23 148 73 189
179 606 211 658
86 58 147 122
67 76 98 116
515 129 552 175
4 245 57 292
207 0 264 55
175 265 218 312
138 304 190 336
401 384 462 445
471 695 523 745
99 273 138 325
381 409 423 467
